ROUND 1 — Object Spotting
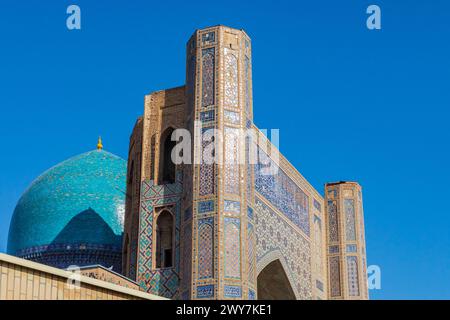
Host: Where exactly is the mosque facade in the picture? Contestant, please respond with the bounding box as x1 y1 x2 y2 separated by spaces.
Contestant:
122 25 369 300
5 25 369 301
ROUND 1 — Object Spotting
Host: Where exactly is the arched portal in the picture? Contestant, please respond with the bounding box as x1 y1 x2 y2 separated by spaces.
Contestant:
155 210 174 268
159 128 176 184
257 259 296 300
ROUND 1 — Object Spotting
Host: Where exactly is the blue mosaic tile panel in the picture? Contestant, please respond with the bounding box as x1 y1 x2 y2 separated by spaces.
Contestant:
224 285 242 298
198 200 215 214
199 127 216 196
255 148 310 236
202 32 215 45
202 48 215 108
197 284 214 298
329 245 339 254
224 200 240 214
247 206 254 220
346 244 357 253
200 110 215 123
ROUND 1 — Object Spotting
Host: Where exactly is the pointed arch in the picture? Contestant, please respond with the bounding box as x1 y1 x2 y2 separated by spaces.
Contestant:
256 249 300 300
159 128 176 185
155 210 174 268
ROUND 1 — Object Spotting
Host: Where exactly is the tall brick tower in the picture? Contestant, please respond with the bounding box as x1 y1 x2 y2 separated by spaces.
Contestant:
123 25 369 301
324 182 369 299
182 25 256 299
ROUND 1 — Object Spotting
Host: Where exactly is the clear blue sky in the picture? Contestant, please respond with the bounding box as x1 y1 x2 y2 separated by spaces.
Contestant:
0 0 449 299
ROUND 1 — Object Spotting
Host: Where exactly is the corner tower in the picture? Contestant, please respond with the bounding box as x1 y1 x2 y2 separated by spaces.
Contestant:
182 25 255 299
324 182 368 299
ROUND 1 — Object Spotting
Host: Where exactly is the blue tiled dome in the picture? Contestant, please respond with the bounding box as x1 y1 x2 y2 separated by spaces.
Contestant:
7 149 127 271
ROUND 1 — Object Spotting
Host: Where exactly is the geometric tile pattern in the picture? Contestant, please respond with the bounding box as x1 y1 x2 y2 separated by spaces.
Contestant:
329 245 340 254
255 197 312 299
344 199 356 241
137 174 183 299
327 200 339 243
247 206 254 220
197 284 214 298
247 222 256 284
244 55 251 116
246 137 253 203
313 216 324 276
198 200 215 214
255 148 310 236
329 256 341 297
121 26 372 301
224 48 239 110
346 256 360 297
224 285 242 298
324 182 368 300
198 218 214 279
202 32 215 45
248 289 256 300
224 217 241 279
202 48 215 108
224 127 240 195
224 200 240 214
199 128 216 196
224 110 240 125
200 110 215 123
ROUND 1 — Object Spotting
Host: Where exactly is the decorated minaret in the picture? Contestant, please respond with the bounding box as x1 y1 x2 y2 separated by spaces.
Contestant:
123 25 369 301
181 25 256 300
325 182 369 300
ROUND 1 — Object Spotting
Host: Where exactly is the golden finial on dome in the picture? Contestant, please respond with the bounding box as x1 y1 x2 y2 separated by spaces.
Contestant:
97 136 103 150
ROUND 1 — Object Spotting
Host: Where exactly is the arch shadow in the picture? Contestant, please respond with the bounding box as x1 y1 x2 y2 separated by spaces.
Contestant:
256 250 299 300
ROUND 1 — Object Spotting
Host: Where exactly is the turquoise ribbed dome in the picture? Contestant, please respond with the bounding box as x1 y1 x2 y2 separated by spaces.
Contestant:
7 149 127 270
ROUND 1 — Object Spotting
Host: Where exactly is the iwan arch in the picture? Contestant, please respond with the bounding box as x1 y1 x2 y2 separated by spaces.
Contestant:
122 25 369 300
